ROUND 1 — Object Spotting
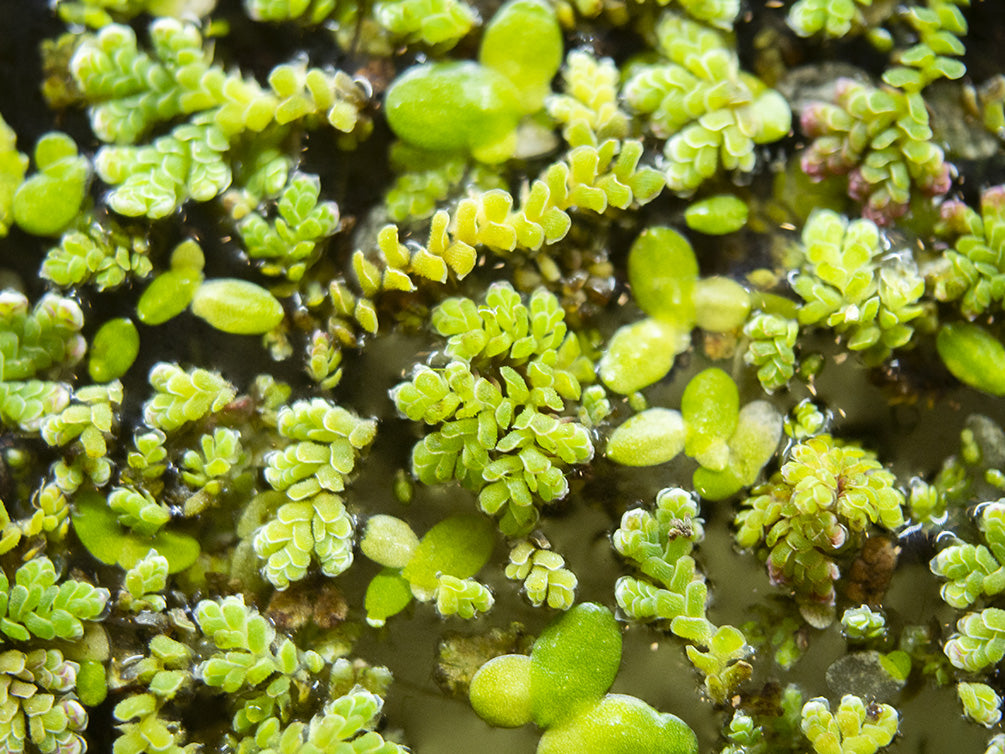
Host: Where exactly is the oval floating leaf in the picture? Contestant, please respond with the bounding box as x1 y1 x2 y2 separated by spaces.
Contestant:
530 602 621 728
937 322 1005 396
599 317 690 395
190 278 284 335
137 269 203 325
469 654 533 728
89 318 140 382
627 227 698 322
606 408 685 467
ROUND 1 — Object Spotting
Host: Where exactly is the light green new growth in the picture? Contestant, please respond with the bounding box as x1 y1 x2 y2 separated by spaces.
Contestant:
793 209 925 364
71 19 369 217
785 399 829 441
435 575 495 619
12 131 89 237
121 549 169 613
123 429 168 493
613 487 752 702
362 514 494 626
42 215 152 289
0 648 89 754
800 695 899 754
505 540 577 609
180 426 245 497
193 595 406 753
391 283 595 536
255 399 376 588
883 0 968 92
41 381 123 464
841 605 887 640
959 682 1002 728
112 633 194 754
931 500 1005 608
0 291 85 377
245 0 337 24
374 0 477 49
306 330 344 391
735 434 905 626
142 362 237 432
929 185 1005 319
990 734 1005 754
743 312 798 392
606 368 782 500
109 485 171 537
238 172 341 281
787 0 872 38
0 556 109 642
624 12 791 194
546 51 630 146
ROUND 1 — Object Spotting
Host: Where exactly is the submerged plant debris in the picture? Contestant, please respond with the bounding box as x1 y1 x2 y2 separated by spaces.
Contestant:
2 0 1005 752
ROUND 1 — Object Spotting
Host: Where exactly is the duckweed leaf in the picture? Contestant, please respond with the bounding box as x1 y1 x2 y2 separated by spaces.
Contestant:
684 195 748 235
537 694 698 754
479 0 562 113
529 602 621 728
364 568 414 627
71 489 199 573
605 408 685 467
137 269 203 325
599 317 690 395
627 227 698 322
401 513 495 596
89 318 140 382
469 654 533 728
190 278 284 334
936 322 1005 396
385 62 524 163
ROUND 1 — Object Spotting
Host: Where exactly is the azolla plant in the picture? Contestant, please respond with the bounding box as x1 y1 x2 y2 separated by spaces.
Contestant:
3 0 1005 751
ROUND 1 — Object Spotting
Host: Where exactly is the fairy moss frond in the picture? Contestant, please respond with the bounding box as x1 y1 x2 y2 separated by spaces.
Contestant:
245 0 337 23
120 549 169 613
623 12 791 194
928 185 1005 319
883 0 968 92
614 487 751 702
108 485 171 537
735 434 905 626
0 648 89 754
800 78 950 223
787 0 872 38
392 284 595 536
0 556 109 642
41 381 123 462
238 172 341 282
142 362 237 432
434 575 494 619
373 0 477 49
840 604 887 640
546 50 630 146
254 400 375 588
959 682 1002 728
71 19 370 216
743 311 799 393
792 209 925 363
931 500 1005 608
180 427 245 498
801 695 899 754
505 540 577 609
42 216 152 291
0 291 86 382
